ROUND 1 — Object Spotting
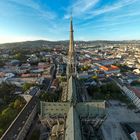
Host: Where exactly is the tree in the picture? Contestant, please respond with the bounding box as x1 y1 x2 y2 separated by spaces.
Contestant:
60 77 67 82
14 52 26 61
0 97 26 137
14 99 24 110
0 83 17 104
40 92 60 102
22 83 34 92
1 107 17 117
0 129 3 137
0 60 5 67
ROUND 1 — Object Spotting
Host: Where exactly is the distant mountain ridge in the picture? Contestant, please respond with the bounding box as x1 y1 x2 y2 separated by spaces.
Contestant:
0 40 140 49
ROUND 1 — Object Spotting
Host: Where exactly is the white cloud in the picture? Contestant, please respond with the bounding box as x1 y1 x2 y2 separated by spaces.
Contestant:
8 0 40 9
88 0 138 18
70 0 139 30
112 11 140 19
64 0 99 18
7 0 56 19
65 0 138 20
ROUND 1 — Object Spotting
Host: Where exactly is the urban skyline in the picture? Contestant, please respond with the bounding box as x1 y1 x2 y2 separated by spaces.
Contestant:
0 0 140 43
1 6 140 139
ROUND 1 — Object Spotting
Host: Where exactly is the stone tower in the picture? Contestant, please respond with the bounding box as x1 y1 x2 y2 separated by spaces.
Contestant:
67 16 76 79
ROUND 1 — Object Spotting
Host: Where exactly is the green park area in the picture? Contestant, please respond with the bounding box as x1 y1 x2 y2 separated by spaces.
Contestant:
131 80 140 87
0 83 26 137
87 82 136 109
39 89 62 102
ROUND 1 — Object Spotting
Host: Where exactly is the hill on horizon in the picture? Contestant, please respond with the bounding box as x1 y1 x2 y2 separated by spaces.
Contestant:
0 40 140 49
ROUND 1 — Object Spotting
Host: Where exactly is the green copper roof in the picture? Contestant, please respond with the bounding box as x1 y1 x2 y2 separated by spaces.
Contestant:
67 76 77 104
65 106 81 140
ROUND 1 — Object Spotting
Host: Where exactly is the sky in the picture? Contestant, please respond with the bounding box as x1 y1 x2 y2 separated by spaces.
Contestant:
0 0 140 43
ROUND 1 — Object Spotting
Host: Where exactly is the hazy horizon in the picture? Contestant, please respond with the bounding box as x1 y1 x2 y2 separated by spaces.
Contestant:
1 39 140 45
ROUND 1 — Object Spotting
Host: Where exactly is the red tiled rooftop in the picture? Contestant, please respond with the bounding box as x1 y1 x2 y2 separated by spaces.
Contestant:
100 65 119 71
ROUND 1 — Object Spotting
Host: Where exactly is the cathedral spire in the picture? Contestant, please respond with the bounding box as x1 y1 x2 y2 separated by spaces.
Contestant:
68 15 74 56
67 15 76 78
